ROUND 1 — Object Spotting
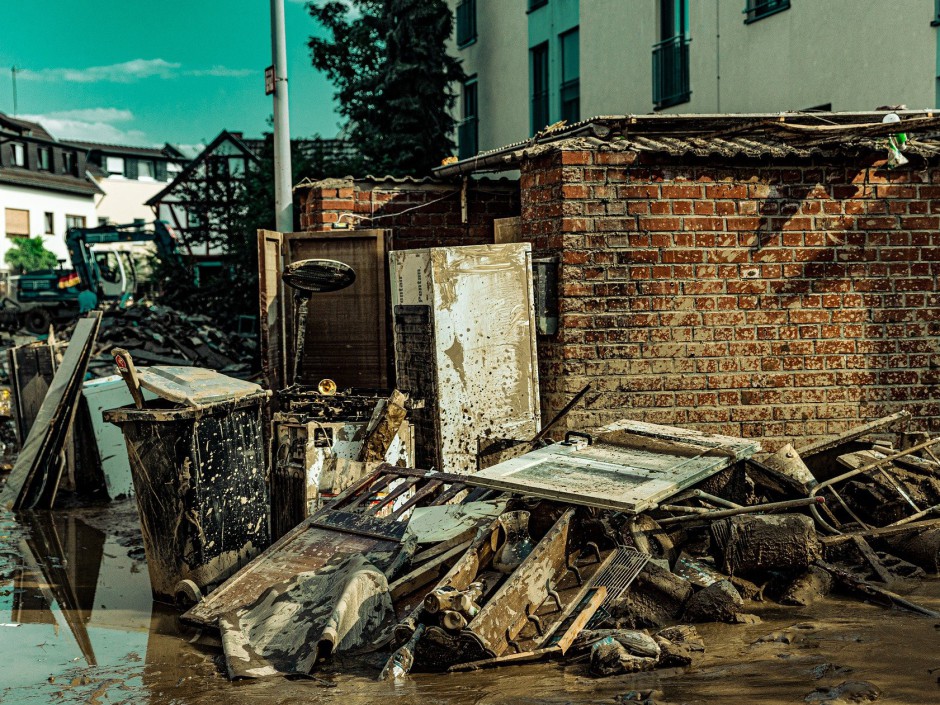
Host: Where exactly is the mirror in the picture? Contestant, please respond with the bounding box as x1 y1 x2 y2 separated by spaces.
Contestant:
283 258 356 294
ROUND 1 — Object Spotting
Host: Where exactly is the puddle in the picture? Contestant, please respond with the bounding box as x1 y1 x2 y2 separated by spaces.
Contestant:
1 501 938 704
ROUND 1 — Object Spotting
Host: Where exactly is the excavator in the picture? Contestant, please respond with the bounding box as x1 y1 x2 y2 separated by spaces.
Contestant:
9 220 183 333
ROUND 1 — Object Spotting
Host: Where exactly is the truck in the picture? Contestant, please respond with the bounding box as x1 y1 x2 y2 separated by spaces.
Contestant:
11 220 183 333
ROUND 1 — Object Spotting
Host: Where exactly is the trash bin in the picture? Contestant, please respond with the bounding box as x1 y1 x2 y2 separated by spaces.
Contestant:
104 367 271 603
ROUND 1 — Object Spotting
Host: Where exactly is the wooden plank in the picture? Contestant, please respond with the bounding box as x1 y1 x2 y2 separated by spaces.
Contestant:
796 411 910 459
388 539 473 600
257 229 285 393
554 586 607 653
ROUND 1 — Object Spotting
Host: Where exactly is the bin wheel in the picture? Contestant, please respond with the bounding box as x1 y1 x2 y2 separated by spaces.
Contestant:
174 579 202 608
24 308 52 334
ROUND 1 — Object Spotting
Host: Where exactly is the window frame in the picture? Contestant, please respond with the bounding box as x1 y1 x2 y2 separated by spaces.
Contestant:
743 0 791 24
63 151 78 177
456 0 478 48
530 41 550 134
653 0 691 110
105 156 125 176
559 27 580 125
12 143 26 168
458 76 479 160
37 147 51 171
65 214 86 231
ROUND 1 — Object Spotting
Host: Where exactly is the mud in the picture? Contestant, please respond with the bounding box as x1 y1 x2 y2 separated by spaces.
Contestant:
1 501 939 704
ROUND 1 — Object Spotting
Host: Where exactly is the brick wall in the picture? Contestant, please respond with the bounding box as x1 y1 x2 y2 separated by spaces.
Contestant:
297 176 519 250
521 146 940 449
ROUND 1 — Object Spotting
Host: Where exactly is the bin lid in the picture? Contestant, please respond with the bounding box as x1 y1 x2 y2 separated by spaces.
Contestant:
137 366 264 406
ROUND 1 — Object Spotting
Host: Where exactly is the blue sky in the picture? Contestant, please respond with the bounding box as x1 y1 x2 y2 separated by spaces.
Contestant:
0 0 343 149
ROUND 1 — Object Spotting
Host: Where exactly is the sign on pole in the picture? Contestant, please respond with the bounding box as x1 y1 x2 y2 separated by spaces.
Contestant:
264 65 275 96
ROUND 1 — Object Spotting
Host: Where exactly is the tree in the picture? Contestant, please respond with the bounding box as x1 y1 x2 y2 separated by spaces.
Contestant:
309 0 465 177
4 237 58 274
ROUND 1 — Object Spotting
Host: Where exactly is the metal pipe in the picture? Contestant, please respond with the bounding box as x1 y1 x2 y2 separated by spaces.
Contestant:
689 489 742 509
270 0 293 232
657 497 826 526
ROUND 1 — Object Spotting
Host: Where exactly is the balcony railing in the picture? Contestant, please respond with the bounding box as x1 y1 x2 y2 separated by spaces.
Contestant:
652 35 691 109
458 117 478 160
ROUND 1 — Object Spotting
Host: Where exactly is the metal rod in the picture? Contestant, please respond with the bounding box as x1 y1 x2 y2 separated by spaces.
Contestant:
689 489 742 509
657 497 826 526
529 383 591 446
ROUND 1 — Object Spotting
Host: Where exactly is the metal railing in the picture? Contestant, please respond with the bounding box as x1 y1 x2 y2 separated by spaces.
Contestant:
652 35 691 109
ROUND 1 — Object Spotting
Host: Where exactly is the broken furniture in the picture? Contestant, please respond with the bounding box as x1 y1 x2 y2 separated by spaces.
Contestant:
1 312 102 510
390 243 541 473
465 420 760 513
103 366 271 603
270 388 414 538
182 464 496 631
259 229 390 392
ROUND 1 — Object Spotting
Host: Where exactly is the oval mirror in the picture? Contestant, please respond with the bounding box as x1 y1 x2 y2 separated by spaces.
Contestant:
282 258 356 293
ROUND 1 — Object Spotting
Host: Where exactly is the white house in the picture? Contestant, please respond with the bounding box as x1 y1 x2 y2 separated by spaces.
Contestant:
0 112 100 268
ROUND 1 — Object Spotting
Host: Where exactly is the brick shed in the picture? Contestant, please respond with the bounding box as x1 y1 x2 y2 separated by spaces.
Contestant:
302 112 940 450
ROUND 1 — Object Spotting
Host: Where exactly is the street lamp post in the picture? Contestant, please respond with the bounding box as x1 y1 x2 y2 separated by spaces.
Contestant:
270 0 293 233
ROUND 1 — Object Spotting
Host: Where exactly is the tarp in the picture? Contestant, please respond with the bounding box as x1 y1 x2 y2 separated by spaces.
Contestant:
219 554 395 679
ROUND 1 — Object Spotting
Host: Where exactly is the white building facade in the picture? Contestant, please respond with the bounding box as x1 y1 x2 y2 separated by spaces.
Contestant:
449 0 940 156
0 114 100 268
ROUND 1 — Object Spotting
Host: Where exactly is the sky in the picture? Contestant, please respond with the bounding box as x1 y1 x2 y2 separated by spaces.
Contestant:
0 0 343 150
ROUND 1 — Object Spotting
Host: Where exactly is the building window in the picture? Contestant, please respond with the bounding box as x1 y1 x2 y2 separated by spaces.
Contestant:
560 27 580 124
5 208 30 237
63 151 78 176
653 0 691 109
37 147 51 171
528 0 548 11
530 42 550 134
44 212 54 235
934 0 940 26
744 0 790 23
456 0 477 48
106 156 125 175
138 160 155 180
458 77 479 160
228 157 246 177
65 215 86 231
12 143 26 167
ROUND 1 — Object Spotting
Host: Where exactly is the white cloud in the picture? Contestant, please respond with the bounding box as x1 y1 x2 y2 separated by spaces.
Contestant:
18 58 253 83
20 109 149 146
187 66 254 78
20 59 181 83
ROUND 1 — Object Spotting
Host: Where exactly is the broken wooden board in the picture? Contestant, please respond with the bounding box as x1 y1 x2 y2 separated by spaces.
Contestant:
183 465 476 629
1 313 101 510
465 421 759 513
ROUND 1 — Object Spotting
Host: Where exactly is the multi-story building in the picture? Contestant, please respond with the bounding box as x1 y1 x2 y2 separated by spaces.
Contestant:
448 0 940 156
0 112 100 267
67 141 187 225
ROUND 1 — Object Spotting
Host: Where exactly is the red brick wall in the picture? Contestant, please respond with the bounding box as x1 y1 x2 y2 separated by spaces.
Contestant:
521 147 940 448
297 177 519 250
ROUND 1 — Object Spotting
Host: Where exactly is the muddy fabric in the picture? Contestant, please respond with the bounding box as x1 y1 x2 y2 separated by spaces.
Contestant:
589 637 658 677
219 554 394 679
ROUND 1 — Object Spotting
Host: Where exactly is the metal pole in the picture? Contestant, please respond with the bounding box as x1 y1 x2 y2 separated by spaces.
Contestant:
270 0 293 232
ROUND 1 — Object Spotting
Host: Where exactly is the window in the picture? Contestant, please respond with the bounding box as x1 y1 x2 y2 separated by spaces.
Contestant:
44 212 54 235
12 143 25 167
934 0 940 26
530 42 550 133
228 157 246 177
458 77 479 160
528 0 548 11
744 0 790 23
456 0 477 47
560 28 580 124
65 215 86 231
94 251 121 284
106 156 125 175
63 151 78 176
5 208 29 237
37 147 51 171
138 160 155 180
653 0 691 109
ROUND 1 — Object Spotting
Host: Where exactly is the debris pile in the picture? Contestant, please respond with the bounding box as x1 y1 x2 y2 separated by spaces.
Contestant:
64 303 257 378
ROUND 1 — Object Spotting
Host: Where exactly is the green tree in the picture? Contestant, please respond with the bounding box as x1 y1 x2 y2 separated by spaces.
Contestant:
309 0 465 177
4 237 58 274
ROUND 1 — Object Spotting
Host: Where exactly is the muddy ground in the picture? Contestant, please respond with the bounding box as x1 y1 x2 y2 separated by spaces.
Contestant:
0 500 938 705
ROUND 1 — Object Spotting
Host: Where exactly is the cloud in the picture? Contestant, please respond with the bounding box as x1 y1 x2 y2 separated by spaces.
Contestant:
18 58 253 83
19 59 181 83
187 66 254 78
20 109 149 146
